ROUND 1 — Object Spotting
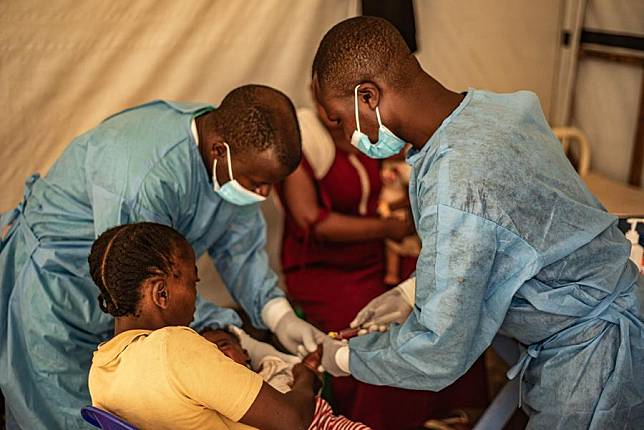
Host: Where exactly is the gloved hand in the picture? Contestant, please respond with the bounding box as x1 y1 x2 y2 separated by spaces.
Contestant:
228 325 300 371
275 311 325 356
349 277 416 331
261 297 325 355
320 336 350 377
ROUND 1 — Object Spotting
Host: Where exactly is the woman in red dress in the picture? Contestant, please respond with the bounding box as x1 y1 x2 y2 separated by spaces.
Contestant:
276 107 488 430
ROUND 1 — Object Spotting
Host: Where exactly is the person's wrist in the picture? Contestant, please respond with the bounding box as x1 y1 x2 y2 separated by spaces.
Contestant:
336 345 350 373
395 277 416 307
294 363 323 392
261 297 293 332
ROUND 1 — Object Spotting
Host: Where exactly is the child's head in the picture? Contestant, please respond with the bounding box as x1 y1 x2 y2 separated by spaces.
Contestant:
201 330 251 367
88 222 198 327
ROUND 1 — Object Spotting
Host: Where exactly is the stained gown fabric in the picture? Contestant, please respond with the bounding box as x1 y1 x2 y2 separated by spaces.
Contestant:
348 89 644 429
277 151 488 430
0 100 283 429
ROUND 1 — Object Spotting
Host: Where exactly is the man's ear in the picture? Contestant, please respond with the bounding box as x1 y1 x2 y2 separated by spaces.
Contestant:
211 140 228 161
151 278 169 309
356 81 381 111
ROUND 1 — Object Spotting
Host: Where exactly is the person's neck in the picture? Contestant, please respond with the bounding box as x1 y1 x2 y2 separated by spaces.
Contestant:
195 112 215 177
400 74 465 150
114 315 166 336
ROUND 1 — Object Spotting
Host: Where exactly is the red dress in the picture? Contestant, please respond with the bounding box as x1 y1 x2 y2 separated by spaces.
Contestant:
278 150 488 430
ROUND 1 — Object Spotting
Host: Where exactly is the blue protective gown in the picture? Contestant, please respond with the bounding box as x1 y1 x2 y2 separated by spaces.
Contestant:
349 90 644 428
0 100 284 429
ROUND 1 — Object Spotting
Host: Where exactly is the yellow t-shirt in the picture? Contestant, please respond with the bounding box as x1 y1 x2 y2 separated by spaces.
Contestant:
88 326 263 430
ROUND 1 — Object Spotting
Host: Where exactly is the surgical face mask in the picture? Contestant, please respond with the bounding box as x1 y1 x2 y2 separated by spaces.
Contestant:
213 142 266 206
350 84 406 159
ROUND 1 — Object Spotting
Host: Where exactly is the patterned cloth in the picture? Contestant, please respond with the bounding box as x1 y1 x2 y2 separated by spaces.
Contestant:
257 356 371 429
310 397 372 430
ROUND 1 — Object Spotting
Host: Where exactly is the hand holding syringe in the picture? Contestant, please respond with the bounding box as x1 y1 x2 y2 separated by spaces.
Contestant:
347 279 416 334
298 310 405 357
300 279 416 355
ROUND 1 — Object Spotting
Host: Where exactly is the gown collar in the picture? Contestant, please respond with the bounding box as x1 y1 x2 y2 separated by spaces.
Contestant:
406 88 475 166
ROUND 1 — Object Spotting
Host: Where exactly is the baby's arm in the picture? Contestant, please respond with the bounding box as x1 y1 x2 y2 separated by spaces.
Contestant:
244 348 323 429
291 346 323 394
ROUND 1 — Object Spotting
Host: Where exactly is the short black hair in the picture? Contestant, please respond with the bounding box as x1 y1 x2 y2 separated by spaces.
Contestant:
312 16 414 97
206 84 302 173
88 222 190 317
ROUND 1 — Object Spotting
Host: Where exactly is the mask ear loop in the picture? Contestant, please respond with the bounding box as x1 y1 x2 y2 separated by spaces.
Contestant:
355 84 383 130
223 142 235 181
354 84 362 133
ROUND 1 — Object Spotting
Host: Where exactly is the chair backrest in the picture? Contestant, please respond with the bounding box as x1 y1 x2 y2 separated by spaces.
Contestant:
552 127 591 177
81 406 139 430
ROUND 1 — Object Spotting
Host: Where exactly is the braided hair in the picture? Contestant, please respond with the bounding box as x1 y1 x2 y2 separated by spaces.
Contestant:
88 222 189 317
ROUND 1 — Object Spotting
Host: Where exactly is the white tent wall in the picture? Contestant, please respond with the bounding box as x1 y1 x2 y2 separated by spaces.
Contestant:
414 0 564 120
571 0 644 184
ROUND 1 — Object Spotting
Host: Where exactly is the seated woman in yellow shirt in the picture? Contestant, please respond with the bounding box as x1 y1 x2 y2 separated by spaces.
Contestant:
87 222 370 430
86 222 320 430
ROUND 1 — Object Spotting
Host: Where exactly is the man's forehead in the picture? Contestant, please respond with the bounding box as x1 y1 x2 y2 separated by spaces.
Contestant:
312 79 345 113
312 74 337 103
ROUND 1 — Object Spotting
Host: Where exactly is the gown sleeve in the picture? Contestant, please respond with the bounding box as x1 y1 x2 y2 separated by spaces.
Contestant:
348 196 538 390
207 205 285 329
191 294 242 331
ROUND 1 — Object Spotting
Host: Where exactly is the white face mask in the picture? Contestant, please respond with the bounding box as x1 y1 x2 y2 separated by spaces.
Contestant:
212 143 266 206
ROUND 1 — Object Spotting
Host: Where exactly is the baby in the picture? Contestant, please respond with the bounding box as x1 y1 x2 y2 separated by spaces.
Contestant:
202 328 368 429
87 222 369 430
202 328 306 394
378 158 421 286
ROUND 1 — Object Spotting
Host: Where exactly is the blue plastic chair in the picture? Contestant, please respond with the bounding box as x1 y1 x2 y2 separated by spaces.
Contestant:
81 406 138 430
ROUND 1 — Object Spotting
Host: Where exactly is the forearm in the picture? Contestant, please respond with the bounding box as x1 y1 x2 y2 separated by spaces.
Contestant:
314 212 387 242
210 230 285 329
283 386 315 428
240 382 313 430
348 317 478 391
291 369 318 393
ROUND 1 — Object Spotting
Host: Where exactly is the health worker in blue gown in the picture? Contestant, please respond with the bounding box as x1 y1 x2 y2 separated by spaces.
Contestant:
315 17 644 429
0 85 323 429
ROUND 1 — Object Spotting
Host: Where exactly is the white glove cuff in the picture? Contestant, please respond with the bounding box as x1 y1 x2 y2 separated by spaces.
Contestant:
336 345 350 373
227 325 245 341
261 297 294 332
396 277 416 307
